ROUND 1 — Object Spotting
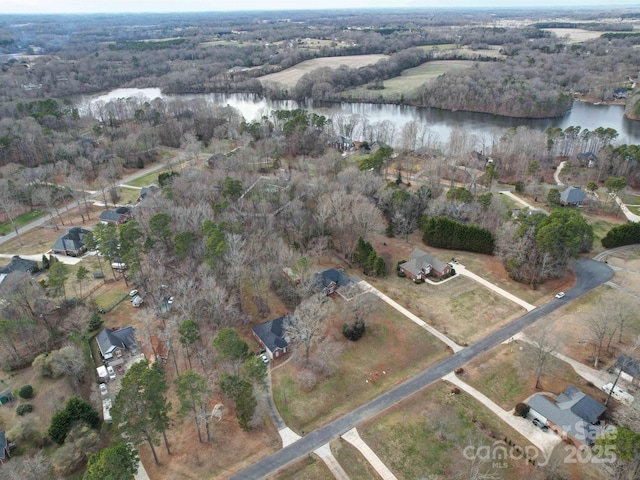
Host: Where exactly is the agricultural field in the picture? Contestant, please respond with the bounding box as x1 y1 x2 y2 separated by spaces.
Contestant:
541 28 607 43
337 60 475 102
258 54 388 88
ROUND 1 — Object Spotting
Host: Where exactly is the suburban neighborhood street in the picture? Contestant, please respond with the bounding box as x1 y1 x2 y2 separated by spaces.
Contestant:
230 259 614 479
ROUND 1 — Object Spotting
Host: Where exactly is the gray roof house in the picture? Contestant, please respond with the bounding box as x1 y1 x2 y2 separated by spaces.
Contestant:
560 186 587 207
311 268 353 296
96 326 138 361
528 386 606 447
399 248 452 280
99 209 130 225
252 314 291 359
615 354 640 383
51 227 90 257
0 255 38 275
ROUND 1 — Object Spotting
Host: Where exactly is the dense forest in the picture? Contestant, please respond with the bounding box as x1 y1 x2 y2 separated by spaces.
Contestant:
1 8 640 118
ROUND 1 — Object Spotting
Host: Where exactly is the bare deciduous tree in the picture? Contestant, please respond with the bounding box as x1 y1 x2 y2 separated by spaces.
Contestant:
285 295 333 365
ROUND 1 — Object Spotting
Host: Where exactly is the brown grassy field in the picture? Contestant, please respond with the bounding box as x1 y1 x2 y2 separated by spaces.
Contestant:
360 382 546 480
259 55 388 88
271 294 449 433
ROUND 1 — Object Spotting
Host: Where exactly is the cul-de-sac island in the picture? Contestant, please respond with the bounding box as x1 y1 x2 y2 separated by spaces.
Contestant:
0 4 640 480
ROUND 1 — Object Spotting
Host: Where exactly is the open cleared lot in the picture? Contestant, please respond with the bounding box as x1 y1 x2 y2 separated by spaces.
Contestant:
272 294 449 432
360 382 543 480
259 55 388 88
541 28 606 43
337 60 475 102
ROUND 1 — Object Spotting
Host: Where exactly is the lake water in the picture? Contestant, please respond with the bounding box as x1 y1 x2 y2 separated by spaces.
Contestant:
79 88 640 146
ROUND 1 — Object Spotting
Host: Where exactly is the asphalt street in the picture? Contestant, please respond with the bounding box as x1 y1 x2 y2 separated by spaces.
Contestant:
230 259 614 480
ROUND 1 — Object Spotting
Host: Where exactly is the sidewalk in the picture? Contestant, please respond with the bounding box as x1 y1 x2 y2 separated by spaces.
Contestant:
359 280 464 352
443 372 561 456
342 428 398 480
455 264 536 312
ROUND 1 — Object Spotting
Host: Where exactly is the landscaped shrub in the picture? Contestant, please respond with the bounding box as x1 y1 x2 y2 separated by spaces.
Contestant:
17 403 33 416
601 221 640 248
18 385 34 399
342 319 366 341
515 403 530 417
88 313 103 331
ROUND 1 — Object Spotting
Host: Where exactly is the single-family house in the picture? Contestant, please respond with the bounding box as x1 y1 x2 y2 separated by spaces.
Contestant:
96 326 138 361
0 430 10 464
614 354 640 384
560 186 586 207
577 152 598 168
252 314 291 360
51 227 90 257
311 268 353 296
137 185 160 203
0 256 38 277
613 87 628 100
528 386 606 448
206 153 227 169
399 248 451 280
99 207 131 225
327 135 354 152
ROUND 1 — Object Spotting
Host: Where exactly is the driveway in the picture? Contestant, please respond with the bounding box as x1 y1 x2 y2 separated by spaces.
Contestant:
443 372 562 457
230 259 614 480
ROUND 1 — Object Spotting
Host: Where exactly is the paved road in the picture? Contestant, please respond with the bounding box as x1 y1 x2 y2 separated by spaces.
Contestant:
0 160 172 247
230 259 613 480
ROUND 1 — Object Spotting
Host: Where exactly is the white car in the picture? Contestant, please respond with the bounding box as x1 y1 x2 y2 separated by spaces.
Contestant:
99 383 108 396
258 353 269 364
555 292 566 299
129 289 139 297
107 365 116 380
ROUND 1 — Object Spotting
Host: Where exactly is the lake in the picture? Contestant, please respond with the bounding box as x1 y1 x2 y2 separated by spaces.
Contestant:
78 88 640 146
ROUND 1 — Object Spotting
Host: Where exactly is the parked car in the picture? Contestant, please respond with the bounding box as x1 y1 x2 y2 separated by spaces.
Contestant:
532 418 548 431
129 289 139 297
167 296 174 305
258 353 269 364
107 365 116 380
555 292 566 299
99 383 108 396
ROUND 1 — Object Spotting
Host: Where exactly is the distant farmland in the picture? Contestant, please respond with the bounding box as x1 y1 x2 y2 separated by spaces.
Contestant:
258 54 388 88
337 60 475 102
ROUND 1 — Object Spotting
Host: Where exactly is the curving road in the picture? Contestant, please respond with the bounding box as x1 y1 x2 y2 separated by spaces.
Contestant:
230 259 613 480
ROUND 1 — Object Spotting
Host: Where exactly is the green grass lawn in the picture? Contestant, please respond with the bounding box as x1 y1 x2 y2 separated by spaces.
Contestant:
126 170 164 188
330 439 382 480
0 209 45 235
272 295 449 432
337 60 474 102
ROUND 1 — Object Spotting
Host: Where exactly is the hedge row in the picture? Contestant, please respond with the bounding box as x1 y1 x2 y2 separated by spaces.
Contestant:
422 217 495 254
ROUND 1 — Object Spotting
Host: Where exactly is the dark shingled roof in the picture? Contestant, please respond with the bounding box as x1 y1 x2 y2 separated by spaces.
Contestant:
616 354 640 379
560 186 586 205
252 314 290 354
96 327 138 359
99 210 122 222
51 227 90 253
0 255 37 275
311 268 352 292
